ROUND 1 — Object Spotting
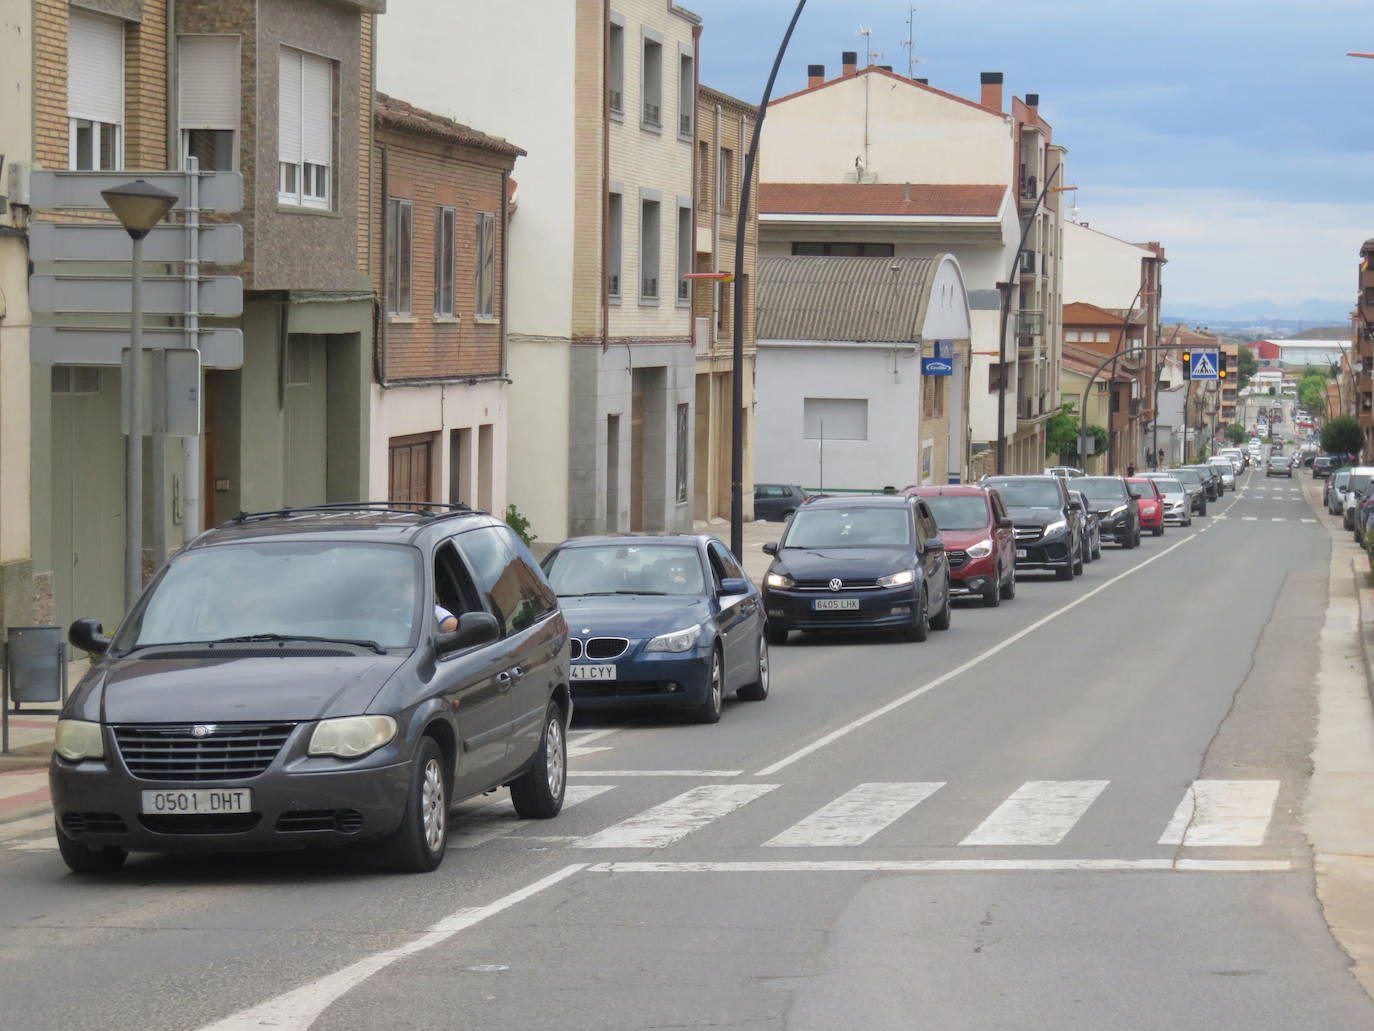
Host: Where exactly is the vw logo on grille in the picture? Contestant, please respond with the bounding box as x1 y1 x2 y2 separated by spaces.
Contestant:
828 578 843 592
191 724 216 738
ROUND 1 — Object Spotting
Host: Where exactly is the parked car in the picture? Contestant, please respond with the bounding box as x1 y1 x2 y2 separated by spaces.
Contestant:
1127 477 1166 537
906 485 1017 607
53 504 571 874
1164 467 1208 516
1142 475 1192 527
1341 468 1374 529
1043 466 1085 479
1187 464 1223 500
1266 454 1294 478
1326 468 1352 512
1074 476 1143 548
1219 448 1247 472
541 534 767 723
760 494 951 642
1312 456 1337 479
982 475 1084 581
753 483 809 522
1206 457 1237 491
1068 489 1103 563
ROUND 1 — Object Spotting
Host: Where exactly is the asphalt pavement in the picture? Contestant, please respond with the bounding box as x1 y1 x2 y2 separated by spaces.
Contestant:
3 466 1373 1030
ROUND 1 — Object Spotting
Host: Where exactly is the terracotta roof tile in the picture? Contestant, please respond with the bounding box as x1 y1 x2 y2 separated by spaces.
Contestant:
760 182 1005 218
376 93 525 157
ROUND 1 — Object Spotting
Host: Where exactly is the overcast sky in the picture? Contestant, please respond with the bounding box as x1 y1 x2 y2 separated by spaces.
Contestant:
687 0 1368 313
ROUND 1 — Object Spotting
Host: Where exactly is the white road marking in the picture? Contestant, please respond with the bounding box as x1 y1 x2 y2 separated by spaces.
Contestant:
11 836 56 850
448 784 614 849
1158 780 1281 847
568 769 743 778
763 782 945 848
573 783 777 849
1302 518 1317 523
568 728 619 746
586 859 1292 874
197 864 586 1031
1242 517 1259 521
960 780 1109 846
754 533 1200 777
1272 517 1286 522
567 746 613 758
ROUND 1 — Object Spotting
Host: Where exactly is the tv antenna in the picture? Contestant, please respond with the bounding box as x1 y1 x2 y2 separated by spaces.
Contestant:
857 25 883 67
900 7 927 79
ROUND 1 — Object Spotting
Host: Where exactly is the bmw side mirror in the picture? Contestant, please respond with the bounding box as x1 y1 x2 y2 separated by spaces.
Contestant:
762 542 779 556
68 618 111 657
924 537 945 553
436 611 501 655
719 577 751 596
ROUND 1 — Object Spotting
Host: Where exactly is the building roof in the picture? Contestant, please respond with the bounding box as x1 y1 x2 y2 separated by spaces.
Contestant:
376 93 525 157
760 182 1006 218
770 64 1003 120
757 255 943 342
1062 301 1145 327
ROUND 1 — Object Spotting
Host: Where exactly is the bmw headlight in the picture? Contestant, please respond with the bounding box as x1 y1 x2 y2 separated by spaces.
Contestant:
765 571 794 589
308 715 397 759
645 623 703 653
876 568 915 587
54 719 104 761
965 539 994 559
1110 505 1128 517
1043 519 1067 535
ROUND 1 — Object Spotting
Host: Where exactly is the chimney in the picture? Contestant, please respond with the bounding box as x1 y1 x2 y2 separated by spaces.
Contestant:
1025 93 1039 111
878 64 892 72
807 63 825 88
980 71 1003 113
915 77 928 85
903 182 911 202
842 51 858 78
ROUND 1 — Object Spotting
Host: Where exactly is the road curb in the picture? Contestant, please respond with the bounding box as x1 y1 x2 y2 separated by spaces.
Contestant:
1352 550 1374 713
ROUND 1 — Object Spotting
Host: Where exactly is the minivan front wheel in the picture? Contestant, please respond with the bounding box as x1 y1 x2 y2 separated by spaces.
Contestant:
510 701 567 818
380 736 448 873
56 826 127 874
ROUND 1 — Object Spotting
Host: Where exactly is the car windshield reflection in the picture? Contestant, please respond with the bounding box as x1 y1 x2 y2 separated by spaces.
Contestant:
923 495 988 531
782 507 911 548
545 544 706 597
116 542 422 651
988 481 1062 508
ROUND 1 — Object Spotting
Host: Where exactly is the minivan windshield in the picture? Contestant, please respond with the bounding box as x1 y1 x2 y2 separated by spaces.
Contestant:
116 542 421 651
544 544 705 597
1151 479 1184 495
783 507 912 548
923 495 989 531
987 480 1062 509
1170 469 1203 488
1076 477 1129 503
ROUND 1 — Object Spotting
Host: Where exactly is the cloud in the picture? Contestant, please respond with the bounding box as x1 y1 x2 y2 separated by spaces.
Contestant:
1077 187 1363 307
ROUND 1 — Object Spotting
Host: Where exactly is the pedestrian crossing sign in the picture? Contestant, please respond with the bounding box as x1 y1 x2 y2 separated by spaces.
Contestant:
1189 350 1219 380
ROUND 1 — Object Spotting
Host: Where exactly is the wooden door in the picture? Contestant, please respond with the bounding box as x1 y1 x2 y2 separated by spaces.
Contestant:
389 434 434 505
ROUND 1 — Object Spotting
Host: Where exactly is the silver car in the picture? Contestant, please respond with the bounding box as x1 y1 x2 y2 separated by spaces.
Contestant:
1146 476 1192 527
1207 458 1237 491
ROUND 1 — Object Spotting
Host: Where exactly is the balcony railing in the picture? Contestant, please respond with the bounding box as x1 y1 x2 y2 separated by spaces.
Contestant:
643 102 661 126
1016 310 1044 336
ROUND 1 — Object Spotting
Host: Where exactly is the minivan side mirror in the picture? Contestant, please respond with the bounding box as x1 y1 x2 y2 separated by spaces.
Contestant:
1069 500 1083 512
762 542 779 556
924 536 945 553
436 611 501 655
69 618 111 656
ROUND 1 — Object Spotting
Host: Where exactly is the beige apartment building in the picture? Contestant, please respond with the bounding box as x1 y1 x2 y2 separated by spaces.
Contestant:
691 84 757 523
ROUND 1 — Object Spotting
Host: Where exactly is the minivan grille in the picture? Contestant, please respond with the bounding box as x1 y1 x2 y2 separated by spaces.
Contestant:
113 722 295 782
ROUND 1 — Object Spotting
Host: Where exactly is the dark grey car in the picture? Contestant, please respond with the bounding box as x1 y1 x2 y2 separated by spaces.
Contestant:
753 483 809 521
51 504 571 875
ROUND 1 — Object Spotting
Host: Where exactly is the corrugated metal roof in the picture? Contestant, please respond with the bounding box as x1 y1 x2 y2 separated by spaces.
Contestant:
757 255 942 342
761 182 1005 217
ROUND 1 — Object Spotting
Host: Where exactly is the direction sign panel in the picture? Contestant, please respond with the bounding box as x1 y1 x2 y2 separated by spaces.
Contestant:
31 326 243 369
31 275 242 316
29 170 243 213
28 222 244 264
921 357 953 376
1189 350 1219 380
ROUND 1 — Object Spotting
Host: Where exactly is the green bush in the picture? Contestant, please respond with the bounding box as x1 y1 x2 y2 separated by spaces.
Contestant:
505 503 536 547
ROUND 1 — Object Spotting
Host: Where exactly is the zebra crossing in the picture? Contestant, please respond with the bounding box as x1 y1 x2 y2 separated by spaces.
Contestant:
0 777 1288 858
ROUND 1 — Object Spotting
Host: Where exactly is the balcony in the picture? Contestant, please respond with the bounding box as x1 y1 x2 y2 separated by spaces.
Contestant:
1016 310 1044 337
1018 169 1039 210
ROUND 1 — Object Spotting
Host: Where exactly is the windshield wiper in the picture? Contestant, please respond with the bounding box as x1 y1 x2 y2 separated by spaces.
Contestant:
206 633 386 655
561 590 670 597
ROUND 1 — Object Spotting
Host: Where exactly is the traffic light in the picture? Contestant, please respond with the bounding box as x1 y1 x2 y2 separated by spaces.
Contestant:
1182 351 1191 380
1218 352 1228 379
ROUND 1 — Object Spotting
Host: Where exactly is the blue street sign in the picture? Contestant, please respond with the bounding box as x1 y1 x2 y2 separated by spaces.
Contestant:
935 340 954 360
922 357 953 376
1189 350 1219 380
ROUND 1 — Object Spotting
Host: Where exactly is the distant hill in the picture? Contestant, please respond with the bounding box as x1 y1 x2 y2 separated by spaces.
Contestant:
1283 326 1350 340
1163 299 1351 333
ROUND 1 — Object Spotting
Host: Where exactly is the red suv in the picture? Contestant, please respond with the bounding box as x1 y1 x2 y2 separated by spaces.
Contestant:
904 485 1017 607
1126 477 1165 537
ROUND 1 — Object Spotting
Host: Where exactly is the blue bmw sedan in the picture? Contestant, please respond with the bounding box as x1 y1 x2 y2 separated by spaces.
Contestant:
541 535 768 723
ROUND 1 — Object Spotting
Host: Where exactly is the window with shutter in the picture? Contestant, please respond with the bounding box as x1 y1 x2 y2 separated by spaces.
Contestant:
475 212 496 318
179 35 240 171
435 206 456 317
386 198 413 315
278 47 333 209
68 11 124 170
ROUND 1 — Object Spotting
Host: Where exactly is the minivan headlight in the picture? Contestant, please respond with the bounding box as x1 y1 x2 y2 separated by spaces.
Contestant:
877 569 915 587
54 719 104 761
1043 519 1067 535
308 715 397 759
646 624 703 653
965 539 994 559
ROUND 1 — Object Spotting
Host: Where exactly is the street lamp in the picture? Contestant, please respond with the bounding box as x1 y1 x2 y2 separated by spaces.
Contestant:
102 179 177 607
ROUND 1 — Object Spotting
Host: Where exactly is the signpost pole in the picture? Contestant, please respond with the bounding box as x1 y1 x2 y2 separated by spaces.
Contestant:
126 235 145 605
183 161 202 538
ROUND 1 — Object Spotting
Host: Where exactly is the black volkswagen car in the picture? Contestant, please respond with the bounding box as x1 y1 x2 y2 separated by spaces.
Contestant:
51 504 571 875
982 475 1083 581
761 495 951 642
1074 476 1142 549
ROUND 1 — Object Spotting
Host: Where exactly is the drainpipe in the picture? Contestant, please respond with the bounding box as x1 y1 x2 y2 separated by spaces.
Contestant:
712 103 721 342
601 7 611 351
379 143 390 387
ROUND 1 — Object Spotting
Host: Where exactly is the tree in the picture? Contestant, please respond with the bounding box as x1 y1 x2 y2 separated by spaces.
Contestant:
1298 371 1328 414
1225 423 1247 445
1043 404 1107 465
1235 345 1258 391
1322 416 1364 458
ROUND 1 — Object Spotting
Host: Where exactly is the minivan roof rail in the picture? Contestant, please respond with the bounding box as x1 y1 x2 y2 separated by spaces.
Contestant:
228 501 476 526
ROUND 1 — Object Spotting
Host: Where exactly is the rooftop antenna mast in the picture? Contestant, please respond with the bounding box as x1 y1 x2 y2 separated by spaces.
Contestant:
857 25 883 177
900 7 926 79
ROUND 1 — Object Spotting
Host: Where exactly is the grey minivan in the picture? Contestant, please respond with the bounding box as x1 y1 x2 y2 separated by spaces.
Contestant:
51 505 571 874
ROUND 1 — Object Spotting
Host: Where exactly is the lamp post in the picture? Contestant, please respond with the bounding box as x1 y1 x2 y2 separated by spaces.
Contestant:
101 179 178 607
729 0 807 559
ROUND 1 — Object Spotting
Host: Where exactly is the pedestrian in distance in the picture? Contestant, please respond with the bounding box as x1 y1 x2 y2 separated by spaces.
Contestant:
1126 464 1136 477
